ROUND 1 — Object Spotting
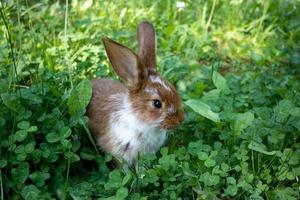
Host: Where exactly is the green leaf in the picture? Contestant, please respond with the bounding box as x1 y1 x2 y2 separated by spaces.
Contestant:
46 132 60 143
293 167 300 176
144 169 160 183
185 99 220 122
14 130 28 142
29 172 50 187
268 131 284 144
226 177 236 185
21 91 42 105
212 166 222 174
11 162 30 187
67 79 92 117
60 139 71 148
105 154 113 162
204 158 216 167
248 141 277 155
188 141 203 156
122 172 133 186
225 185 238 196
160 147 168 156
289 150 300 165
15 145 25 154
27 126 38 132
272 187 298 200
1 92 20 111
71 153 80 162
234 112 254 136
17 121 30 130
290 107 300 117
198 152 208 160
158 154 177 171
199 172 220 186
17 153 27 161
104 170 123 190
79 149 96 160
21 185 40 200
201 89 220 102
274 99 294 123
212 71 230 94
31 149 42 163
115 187 128 200
286 171 295 180
16 108 32 121
69 181 95 199
59 126 72 139
64 152 80 162
25 143 35 154
0 79 8 93
0 160 7 168
221 163 229 172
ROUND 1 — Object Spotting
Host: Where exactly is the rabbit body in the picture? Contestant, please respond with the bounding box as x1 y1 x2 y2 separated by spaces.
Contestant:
87 22 183 164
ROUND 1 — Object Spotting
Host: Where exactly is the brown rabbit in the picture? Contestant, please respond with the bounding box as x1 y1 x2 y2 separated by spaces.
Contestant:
87 21 184 164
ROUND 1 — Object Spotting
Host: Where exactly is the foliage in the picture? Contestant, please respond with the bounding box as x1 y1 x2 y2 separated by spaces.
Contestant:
1 0 300 199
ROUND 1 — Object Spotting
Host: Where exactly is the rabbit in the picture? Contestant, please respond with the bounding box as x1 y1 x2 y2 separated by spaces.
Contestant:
87 21 184 165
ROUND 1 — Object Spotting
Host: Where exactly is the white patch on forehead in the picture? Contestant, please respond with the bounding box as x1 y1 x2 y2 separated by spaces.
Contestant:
167 104 176 114
150 75 171 91
145 87 158 95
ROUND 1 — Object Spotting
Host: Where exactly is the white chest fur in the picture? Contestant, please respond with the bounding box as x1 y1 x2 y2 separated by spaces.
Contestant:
107 94 166 164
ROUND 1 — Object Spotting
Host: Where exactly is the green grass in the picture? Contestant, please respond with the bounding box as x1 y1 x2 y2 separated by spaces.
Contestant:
1 0 300 199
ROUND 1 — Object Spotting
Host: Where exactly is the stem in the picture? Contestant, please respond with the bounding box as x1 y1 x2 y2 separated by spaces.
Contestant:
0 118 3 200
255 1 269 38
201 2 207 27
17 0 21 57
64 0 73 89
0 3 19 88
206 0 217 32
0 169 3 200
25 0 32 27
80 118 99 155
64 147 71 192
251 149 255 176
250 138 256 176
63 2 78 158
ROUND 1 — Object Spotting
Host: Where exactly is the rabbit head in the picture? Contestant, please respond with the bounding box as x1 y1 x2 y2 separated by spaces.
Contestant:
102 21 184 130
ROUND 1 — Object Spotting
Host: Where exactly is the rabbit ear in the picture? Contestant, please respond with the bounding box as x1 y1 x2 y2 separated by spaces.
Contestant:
138 21 157 71
103 38 145 88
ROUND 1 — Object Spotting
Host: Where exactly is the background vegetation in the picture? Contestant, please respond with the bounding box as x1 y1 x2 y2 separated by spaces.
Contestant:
1 0 300 199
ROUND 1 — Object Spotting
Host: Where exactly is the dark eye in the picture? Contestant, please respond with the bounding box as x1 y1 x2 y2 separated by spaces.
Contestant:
153 99 162 109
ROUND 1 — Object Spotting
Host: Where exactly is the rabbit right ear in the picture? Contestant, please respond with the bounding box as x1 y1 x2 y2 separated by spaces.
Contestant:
103 38 146 88
138 21 157 73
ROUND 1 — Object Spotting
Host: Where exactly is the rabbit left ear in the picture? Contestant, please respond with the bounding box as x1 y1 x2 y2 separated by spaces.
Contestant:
138 21 157 72
102 37 147 89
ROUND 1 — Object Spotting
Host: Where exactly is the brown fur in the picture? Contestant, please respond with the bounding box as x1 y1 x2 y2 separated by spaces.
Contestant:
87 78 126 152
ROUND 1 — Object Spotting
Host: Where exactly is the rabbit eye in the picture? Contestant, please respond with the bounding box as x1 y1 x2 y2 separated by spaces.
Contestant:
153 99 162 109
